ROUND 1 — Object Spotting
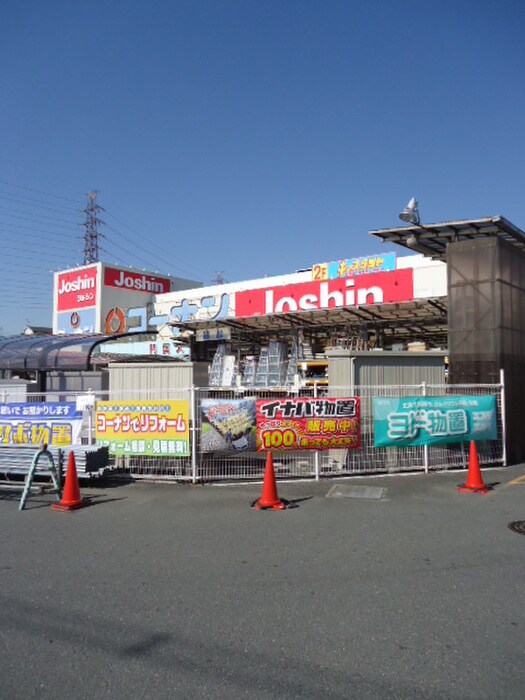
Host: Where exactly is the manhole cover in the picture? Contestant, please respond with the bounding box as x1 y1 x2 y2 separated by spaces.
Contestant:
326 484 386 500
508 520 525 535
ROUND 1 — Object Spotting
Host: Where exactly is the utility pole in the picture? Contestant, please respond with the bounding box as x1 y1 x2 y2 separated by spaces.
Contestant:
82 191 105 264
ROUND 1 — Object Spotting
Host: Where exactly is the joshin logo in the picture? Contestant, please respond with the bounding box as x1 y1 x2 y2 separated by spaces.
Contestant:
58 274 95 295
56 267 98 311
104 267 171 294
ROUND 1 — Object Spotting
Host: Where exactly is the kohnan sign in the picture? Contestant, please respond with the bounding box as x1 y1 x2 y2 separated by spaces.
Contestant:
235 269 414 317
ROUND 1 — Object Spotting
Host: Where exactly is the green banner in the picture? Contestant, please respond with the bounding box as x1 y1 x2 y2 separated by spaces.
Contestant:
373 395 497 447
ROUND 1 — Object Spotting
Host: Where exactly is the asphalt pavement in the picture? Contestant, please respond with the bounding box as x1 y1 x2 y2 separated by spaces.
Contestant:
1 464 524 699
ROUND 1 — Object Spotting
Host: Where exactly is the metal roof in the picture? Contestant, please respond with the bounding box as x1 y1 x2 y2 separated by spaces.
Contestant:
369 215 525 261
178 296 449 349
0 332 150 372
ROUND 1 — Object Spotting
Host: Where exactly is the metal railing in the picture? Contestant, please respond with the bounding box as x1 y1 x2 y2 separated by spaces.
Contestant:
0 381 505 482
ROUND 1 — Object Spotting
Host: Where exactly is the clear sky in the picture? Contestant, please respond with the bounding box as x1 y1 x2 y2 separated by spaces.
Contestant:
1 0 524 335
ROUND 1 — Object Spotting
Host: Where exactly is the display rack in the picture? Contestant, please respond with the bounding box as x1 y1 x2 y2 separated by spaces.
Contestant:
298 359 329 385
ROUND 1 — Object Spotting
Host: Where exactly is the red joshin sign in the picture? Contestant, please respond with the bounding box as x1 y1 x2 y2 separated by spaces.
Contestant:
103 267 171 294
56 266 98 312
235 269 413 318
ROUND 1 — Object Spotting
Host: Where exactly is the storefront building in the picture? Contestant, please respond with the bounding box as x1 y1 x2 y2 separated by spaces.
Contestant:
53 262 200 336
2 214 523 475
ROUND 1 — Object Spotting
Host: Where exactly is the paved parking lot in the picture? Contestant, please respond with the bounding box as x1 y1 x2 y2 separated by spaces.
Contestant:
1 465 525 699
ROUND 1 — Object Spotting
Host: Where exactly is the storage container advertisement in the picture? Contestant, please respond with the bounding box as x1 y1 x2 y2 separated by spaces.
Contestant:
373 395 497 447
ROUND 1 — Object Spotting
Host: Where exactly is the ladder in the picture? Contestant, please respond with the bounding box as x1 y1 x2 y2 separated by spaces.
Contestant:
19 445 62 511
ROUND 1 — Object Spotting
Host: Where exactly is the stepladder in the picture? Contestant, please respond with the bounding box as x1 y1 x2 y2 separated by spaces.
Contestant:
19 445 62 511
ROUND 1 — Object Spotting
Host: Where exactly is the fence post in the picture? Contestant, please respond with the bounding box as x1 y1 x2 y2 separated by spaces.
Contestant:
314 381 320 480
87 388 94 444
500 368 507 467
190 386 198 484
422 382 429 474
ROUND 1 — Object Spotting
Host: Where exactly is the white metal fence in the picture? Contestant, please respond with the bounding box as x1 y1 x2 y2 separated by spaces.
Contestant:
191 383 505 482
0 381 504 482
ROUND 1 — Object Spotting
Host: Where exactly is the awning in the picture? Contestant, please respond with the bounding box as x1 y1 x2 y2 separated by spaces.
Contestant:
0 332 151 372
175 297 449 348
369 216 525 261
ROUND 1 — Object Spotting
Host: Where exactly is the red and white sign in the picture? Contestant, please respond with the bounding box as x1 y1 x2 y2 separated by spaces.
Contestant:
104 267 171 294
56 266 98 312
235 269 414 318
256 396 360 451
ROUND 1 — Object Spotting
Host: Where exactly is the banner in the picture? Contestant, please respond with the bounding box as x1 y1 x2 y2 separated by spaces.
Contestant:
256 397 360 451
201 398 256 453
0 402 83 446
373 395 497 447
312 252 396 280
95 400 189 456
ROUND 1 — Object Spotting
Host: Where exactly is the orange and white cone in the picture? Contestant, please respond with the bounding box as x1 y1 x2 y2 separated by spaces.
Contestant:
51 451 89 511
458 441 490 494
252 452 289 510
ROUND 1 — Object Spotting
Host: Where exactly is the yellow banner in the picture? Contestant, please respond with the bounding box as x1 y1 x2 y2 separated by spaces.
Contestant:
95 399 189 456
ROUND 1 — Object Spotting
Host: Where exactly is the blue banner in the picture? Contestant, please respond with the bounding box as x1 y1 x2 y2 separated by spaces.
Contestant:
373 395 497 447
0 402 83 446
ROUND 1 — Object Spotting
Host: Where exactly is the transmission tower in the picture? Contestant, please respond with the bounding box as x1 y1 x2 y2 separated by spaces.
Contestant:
82 191 105 264
213 271 227 285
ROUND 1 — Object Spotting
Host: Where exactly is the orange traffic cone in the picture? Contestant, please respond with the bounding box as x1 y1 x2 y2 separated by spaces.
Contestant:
51 451 88 511
252 452 289 510
458 441 490 494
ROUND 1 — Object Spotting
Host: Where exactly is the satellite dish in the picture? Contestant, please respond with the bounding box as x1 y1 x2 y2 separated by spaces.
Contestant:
399 197 420 225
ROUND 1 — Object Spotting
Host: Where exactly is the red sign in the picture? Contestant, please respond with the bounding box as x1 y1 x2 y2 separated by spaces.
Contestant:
256 397 360 451
103 267 171 294
235 269 413 318
56 267 98 312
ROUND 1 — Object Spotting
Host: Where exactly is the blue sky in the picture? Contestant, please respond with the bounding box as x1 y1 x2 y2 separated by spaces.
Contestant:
1 0 524 335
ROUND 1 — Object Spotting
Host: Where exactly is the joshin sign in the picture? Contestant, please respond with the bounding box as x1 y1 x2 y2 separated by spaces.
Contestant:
256 397 360 451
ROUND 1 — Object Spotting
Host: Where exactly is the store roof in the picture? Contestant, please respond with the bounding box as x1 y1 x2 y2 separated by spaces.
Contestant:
369 215 525 261
0 332 149 372
179 296 449 348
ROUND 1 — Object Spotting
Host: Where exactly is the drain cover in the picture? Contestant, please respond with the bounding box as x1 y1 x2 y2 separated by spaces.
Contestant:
326 484 386 500
508 520 525 535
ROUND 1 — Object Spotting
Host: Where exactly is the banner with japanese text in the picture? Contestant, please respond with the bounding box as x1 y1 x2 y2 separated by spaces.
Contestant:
0 402 83 447
95 400 189 456
312 252 396 280
256 397 360 451
373 395 497 447
200 398 256 453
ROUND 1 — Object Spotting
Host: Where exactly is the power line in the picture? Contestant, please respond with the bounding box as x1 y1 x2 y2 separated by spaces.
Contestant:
0 208 81 229
104 212 210 279
0 190 79 215
0 178 82 203
1 177 213 278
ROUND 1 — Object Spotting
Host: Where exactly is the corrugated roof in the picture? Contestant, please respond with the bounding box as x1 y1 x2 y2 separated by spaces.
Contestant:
0 333 148 372
174 296 449 348
369 216 525 261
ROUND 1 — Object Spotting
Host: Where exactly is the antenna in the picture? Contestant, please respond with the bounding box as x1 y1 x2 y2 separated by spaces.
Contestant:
82 191 105 264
